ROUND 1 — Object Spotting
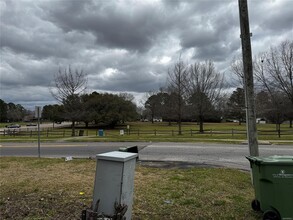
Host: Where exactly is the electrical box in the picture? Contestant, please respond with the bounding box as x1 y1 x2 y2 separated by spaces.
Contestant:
93 151 138 220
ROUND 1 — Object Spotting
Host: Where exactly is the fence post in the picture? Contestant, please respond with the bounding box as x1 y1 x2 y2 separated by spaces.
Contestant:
3 130 5 136
172 130 174 136
154 129 157 136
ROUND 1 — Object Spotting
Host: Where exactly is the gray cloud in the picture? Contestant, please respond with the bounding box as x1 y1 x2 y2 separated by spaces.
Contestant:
0 0 292 109
42 0 173 52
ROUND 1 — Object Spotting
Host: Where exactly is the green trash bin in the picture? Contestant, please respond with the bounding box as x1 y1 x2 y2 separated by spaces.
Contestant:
246 156 293 220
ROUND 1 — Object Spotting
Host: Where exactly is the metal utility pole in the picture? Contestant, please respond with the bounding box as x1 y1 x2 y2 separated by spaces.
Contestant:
238 0 259 156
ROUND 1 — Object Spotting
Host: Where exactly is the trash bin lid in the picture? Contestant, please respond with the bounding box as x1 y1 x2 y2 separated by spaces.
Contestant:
246 155 293 165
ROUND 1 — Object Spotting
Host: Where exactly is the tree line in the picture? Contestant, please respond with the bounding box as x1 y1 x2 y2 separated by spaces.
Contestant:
144 40 293 132
1 40 292 136
0 99 29 123
42 92 138 135
144 60 224 134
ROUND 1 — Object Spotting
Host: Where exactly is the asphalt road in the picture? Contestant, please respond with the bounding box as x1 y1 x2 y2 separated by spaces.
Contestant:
0 142 149 158
139 142 293 170
1 142 292 170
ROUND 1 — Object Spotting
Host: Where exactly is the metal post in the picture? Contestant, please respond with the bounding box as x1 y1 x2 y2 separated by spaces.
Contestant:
238 0 259 156
35 106 41 158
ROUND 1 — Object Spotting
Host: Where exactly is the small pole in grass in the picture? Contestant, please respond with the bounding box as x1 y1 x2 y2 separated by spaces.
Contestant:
35 106 41 158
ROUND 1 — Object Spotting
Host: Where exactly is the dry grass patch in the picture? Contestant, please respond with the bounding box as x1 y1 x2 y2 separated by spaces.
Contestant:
0 157 262 219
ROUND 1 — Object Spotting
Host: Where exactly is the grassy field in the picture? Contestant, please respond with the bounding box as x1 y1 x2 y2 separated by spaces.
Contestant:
1 121 292 144
0 157 262 219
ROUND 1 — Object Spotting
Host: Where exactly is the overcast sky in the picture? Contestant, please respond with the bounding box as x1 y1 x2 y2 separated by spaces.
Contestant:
1 0 292 110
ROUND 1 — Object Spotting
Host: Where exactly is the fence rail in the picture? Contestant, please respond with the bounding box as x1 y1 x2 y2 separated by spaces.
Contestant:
0 128 88 137
0 128 292 138
125 129 292 138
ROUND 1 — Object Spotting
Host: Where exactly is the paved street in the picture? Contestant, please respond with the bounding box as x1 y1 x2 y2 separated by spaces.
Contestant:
1 142 292 170
0 142 148 158
139 142 293 170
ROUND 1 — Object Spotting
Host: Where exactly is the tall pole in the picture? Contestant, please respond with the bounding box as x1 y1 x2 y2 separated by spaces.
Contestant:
238 0 259 156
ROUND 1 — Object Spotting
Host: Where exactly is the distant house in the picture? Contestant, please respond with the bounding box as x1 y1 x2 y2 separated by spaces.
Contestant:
256 118 266 124
153 117 163 122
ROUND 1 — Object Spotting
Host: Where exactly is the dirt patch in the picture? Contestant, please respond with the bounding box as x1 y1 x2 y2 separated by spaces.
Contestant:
138 160 223 169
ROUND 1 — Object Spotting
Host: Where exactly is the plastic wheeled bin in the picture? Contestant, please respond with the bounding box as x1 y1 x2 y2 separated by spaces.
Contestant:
98 129 104 137
246 156 293 220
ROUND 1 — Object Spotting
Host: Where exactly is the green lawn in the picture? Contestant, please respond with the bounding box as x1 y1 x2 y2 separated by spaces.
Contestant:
0 157 262 220
1 122 293 144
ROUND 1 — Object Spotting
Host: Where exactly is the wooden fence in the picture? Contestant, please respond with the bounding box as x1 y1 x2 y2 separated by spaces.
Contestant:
1 128 292 138
125 129 293 138
0 128 89 137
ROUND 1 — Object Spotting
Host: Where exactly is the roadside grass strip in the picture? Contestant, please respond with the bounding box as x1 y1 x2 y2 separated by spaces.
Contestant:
0 157 262 219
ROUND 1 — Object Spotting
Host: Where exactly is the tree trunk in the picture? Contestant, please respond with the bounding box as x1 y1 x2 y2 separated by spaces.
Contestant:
178 112 182 135
178 121 182 135
71 121 75 136
199 115 204 133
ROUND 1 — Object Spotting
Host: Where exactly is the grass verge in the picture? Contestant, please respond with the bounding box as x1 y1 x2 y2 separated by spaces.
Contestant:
0 157 262 219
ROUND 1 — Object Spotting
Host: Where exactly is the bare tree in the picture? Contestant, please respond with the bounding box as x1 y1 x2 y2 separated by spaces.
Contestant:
254 40 293 127
50 66 87 136
267 40 293 104
188 60 224 133
119 93 135 102
51 67 87 102
167 60 189 135
230 56 244 87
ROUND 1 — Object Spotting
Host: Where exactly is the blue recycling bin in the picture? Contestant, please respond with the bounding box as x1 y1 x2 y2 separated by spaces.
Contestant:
98 129 104 137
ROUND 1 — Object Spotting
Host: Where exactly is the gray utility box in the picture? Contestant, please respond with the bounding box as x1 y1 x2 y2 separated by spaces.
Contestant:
93 151 138 220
